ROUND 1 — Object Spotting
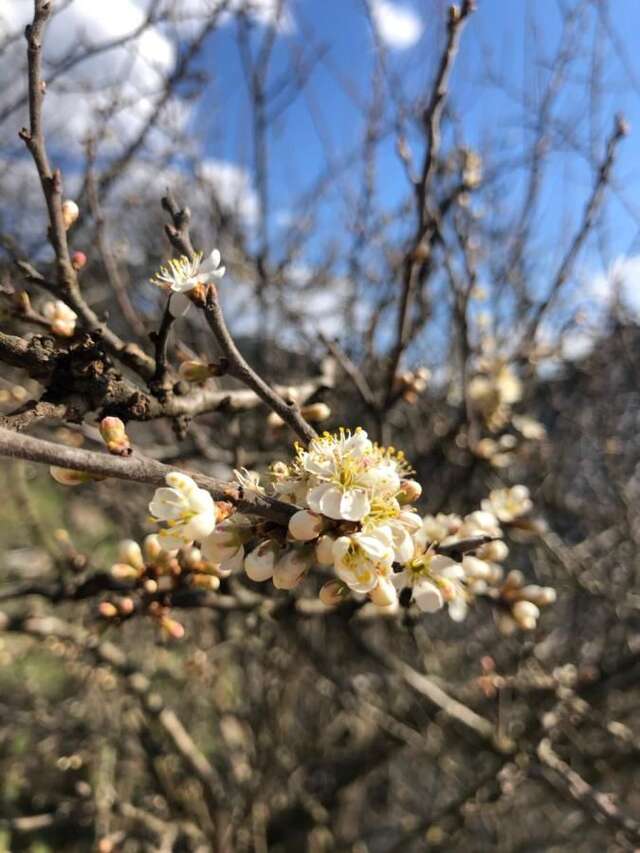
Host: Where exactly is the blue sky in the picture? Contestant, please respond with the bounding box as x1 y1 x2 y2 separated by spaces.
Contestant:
186 0 640 281
3 0 640 333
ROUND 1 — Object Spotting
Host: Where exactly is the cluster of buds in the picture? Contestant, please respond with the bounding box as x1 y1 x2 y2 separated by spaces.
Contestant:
393 366 430 404
42 299 77 337
99 417 131 456
100 535 229 639
267 401 331 429
490 570 557 635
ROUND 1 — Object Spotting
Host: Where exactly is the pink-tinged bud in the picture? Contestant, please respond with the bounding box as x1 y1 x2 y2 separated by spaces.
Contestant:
512 600 540 631
319 579 349 606
288 509 324 542
117 539 144 571
110 562 140 581
398 479 422 504
369 576 398 608
161 617 185 639
99 416 131 456
178 360 213 383
61 199 79 230
273 548 311 589
244 539 279 582
98 601 118 619
315 535 335 566
300 402 331 423
117 597 135 615
50 466 104 486
71 251 87 271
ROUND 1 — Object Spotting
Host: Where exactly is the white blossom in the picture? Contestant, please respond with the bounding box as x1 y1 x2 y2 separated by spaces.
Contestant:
148 472 217 549
393 548 467 619
482 486 532 523
332 526 394 594
151 248 225 294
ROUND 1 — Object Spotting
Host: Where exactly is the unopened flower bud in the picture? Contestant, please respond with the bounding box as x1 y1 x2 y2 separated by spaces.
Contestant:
42 299 77 337
71 250 87 270
477 539 509 562
13 290 31 314
244 539 279 582
462 555 491 580
512 600 540 631
110 562 140 581
398 479 422 504
319 579 349 606
50 466 104 486
495 611 518 636
181 546 203 570
267 411 285 428
503 570 525 590
144 579 158 594
61 199 79 230
161 617 185 639
99 416 131 456
315 535 335 566
369 576 398 608
521 585 557 607
288 509 324 541
98 601 118 619
300 402 331 423
117 539 143 571
143 534 163 563
273 548 311 589
117 597 135 615
190 573 220 590
179 360 213 383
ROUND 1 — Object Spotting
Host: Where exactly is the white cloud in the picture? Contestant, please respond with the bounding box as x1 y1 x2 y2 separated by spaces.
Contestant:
131 0 294 34
0 0 177 152
0 0 293 157
370 0 422 50
200 159 260 227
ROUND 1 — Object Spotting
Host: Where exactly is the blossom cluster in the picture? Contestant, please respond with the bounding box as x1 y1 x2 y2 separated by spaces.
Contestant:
143 429 555 634
467 340 546 467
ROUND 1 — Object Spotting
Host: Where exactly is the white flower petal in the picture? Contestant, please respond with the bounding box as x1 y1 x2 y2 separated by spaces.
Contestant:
413 580 444 613
339 489 370 521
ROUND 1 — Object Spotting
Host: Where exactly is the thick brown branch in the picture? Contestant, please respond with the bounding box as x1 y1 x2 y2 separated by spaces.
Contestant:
0 427 296 526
